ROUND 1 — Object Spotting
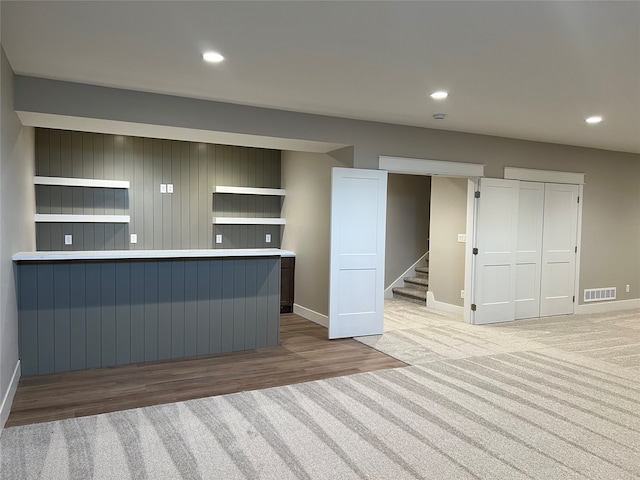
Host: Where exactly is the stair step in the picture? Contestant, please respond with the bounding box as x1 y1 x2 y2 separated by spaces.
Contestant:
392 287 427 305
403 276 428 290
415 266 429 275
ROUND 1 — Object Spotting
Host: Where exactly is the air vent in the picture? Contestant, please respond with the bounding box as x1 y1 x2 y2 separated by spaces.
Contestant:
583 287 616 302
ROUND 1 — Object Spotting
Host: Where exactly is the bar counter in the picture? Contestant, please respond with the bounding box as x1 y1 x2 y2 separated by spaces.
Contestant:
14 249 293 375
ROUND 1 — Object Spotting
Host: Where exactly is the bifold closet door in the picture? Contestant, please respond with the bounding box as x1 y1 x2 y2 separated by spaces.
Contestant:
540 183 579 316
473 178 519 325
515 182 544 319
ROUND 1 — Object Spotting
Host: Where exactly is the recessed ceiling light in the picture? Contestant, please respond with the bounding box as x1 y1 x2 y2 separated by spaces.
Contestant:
585 115 602 124
203 51 224 63
431 91 449 100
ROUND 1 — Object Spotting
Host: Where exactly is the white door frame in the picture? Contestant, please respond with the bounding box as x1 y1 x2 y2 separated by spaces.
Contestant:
379 156 485 323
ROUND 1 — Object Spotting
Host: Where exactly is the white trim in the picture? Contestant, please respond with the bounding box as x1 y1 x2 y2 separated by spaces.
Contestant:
504 167 585 185
427 291 464 316
213 217 285 225
34 176 130 189
213 186 286 196
384 251 428 299
17 111 347 154
35 214 130 223
0 360 21 431
13 248 295 262
463 178 478 323
574 298 640 315
293 304 329 328
573 184 584 314
379 156 485 177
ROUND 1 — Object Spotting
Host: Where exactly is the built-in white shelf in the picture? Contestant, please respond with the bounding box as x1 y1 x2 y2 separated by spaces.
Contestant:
212 186 286 196
35 214 131 223
34 176 130 189
213 217 286 225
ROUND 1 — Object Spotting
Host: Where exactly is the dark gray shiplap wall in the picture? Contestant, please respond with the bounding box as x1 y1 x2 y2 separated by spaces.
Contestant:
18 257 281 375
35 129 282 250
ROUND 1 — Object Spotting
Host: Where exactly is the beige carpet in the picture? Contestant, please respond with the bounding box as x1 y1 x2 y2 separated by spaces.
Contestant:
1 300 638 479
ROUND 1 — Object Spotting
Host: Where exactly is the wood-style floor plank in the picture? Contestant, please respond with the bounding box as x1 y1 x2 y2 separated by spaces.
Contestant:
6 313 406 427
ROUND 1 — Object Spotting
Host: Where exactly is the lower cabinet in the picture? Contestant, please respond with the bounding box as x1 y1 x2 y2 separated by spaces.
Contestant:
281 257 295 313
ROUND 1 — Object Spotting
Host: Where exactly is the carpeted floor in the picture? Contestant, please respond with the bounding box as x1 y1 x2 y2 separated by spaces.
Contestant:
1 300 639 479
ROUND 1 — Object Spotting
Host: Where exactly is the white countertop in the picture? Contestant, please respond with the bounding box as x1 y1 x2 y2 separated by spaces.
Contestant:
13 249 295 261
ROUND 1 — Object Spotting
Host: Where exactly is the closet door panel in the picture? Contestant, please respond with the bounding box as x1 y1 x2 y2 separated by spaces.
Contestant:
515 182 544 319
540 184 579 316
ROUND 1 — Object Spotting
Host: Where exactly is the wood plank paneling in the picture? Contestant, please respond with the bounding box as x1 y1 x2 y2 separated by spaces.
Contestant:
53 263 71 373
18 256 281 376
129 261 145 364
115 261 131 365
69 263 86 371
18 264 39 375
35 127 283 250
184 260 198 358
36 264 54 375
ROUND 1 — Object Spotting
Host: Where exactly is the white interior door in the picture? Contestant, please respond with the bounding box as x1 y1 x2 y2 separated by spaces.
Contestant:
329 167 387 339
473 178 519 325
515 182 544 319
540 183 579 316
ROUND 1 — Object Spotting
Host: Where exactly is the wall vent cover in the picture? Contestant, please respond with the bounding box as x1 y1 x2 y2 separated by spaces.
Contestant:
584 287 616 302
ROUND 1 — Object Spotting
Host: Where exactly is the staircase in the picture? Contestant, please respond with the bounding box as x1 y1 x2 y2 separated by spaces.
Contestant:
392 257 429 305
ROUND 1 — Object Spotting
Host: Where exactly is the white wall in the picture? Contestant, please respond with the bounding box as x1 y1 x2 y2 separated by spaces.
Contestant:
0 44 36 431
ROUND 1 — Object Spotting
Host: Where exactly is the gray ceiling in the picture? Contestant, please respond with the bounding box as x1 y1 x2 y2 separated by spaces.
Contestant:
2 1 639 154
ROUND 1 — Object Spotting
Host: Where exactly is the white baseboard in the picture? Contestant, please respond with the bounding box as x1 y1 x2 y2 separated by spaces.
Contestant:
385 251 429 299
574 298 640 315
0 360 21 433
293 304 329 328
426 291 464 316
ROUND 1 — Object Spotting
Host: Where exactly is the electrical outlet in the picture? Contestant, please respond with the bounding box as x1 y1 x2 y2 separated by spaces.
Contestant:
130 233 138 244
626 284 630 293
160 184 167 193
215 234 222 244
64 234 72 245
460 290 465 299
167 184 173 193
457 234 466 243
265 234 272 243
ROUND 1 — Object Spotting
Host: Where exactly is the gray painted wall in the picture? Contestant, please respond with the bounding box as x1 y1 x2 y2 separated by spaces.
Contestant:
13 76 640 304
281 152 344 317
0 46 36 429
17 256 281 376
429 177 468 307
385 174 431 287
35 128 282 251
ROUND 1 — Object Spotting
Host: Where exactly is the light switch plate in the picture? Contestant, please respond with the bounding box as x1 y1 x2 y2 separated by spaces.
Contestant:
64 234 72 245
167 184 173 193
130 233 138 244
265 234 272 243
457 234 466 243
215 234 222 244
160 184 167 193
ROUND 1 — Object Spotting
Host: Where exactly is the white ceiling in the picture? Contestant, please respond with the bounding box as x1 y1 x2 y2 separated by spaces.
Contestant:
2 1 639 154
